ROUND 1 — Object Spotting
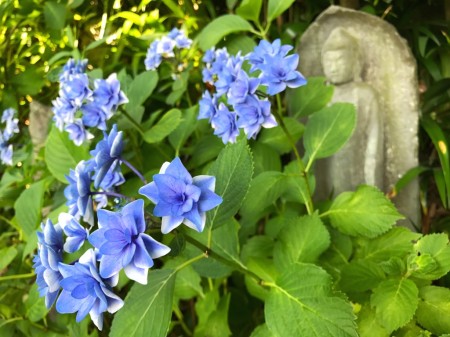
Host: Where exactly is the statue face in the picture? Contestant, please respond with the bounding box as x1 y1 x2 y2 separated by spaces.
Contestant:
322 50 354 84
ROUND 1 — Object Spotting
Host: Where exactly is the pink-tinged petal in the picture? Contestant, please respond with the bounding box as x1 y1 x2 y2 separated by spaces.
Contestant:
124 261 148 284
161 215 184 234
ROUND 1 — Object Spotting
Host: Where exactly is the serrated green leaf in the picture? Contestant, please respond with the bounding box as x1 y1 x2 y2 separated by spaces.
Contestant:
236 0 262 22
357 305 389 337
143 109 182 143
45 126 89 183
326 185 403 238
304 103 356 161
259 117 304 154
245 257 278 300
265 263 358 337
371 278 419 333
411 233 450 280
287 77 334 118
196 15 253 51
416 286 450 335
0 246 17 270
339 260 386 293
110 269 176 337
282 160 314 204
274 214 330 269
267 0 296 22
251 143 281 176
207 137 253 229
14 180 45 239
44 2 66 30
319 229 353 279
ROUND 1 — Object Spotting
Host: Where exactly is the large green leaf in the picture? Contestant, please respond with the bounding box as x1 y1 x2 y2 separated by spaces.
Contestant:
410 233 450 280
356 306 389 337
265 263 357 337
168 106 198 153
196 15 253 51
259 117 304 154
303 103 356 161
416 286 450 335
287 77 334 118
0 246 17 270
325 185 403 238
207 137 253 229
124 71 158 125
164 257 203 301
14 180 46 239
25 284 49 322
196 293 231 337
143 109 182 143
370 278 419 333
10 67 45 96
45 126 89 183
236 0 262 22
267 0 296 22
250 324 275 337
339 260 386 293
44 2 67 30
273 214 330 269
110 269 176 337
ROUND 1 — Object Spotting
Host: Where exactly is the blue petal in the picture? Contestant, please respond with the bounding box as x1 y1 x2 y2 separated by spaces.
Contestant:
140 234 171 259
154 174 185 203
198 189 223 212
192 175 216 192
97 209 122 229
153 200 175 217
122 199 145 234
165 157 192 184
56 290 82 314
75 295 96 322
139 182 160 204
161 215 184 234
124 261 147 284
72 284 89 299
100 240 126 255
133 237 154 269
183 206 203 232
99 254 123 279
88 228 106 249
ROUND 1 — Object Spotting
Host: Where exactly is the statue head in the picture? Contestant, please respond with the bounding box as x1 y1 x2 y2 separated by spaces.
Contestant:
321 28 361 84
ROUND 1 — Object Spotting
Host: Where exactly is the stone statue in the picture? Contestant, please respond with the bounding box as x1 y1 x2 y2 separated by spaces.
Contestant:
298 6 420 229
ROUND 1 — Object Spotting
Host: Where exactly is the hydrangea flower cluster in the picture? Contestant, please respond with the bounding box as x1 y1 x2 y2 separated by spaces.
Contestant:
199 39 307 143
52 58 128 146
34 123 222 329
0 108 19 165
144 28 193 71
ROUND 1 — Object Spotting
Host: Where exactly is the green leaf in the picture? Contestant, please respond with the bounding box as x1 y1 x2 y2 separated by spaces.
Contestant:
45 125 89 183
164 257 203 300
411 233 450 280
287 77 334 118
416 286 450 335
304 103 356 161
267 0 296 22
110 269 176 337
274 214 330 269
282 160 314 205
339 260 386 293
195 293 232 337
250 324 275 337
143 109 182 143
356 227 421 262
196 15 253 51
161 0 184 18
236 0 262 22
326 185 403 238
25 284 49 322
356 306 390 337
14 181 45 239
10 67 45 96
259 117 304 154
240 171 287 219
0 246 17 270
251 143 281 176
44 2 67 30
370 278 419 333
169 106 198 152
265 263 357 337
224 35 257 55
207 137 253 229
125 70 158 123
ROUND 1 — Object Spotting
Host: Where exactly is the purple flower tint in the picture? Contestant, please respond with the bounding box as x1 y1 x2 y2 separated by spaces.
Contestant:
144 41 163 71
52 97 77 131
64 160 94 225
0 144 13 166
59 212 89 253
92 73 128 112
65 119 94 146
60 73 93 108
202 48 216 64
56 249 124 330
198 91 218 120
259 54 307 95
59 58 88 82
235 95 277 139
81 103 110 131
33 219 64 308
156 36 176 57
139 157 223 233
98 161 125 191
90 124 123 188
214 54 244 96
211 103 240 144
248 39 293 72
1 108 16 123
89 199 170 284
167 28 192 49
227 70 260 105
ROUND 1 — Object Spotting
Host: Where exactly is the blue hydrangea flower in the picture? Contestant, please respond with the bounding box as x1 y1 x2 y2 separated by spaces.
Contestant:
198 91 218 120
139 157 223 233
81 103 110 131
60 73 92 108
211 103 240 144
64 160 94 225
92 73 128 112
0 143 13 166
92 161 125 209
144 41 163 71
1 108 19 140
235 95 277 138
227 70 260 105
59 213 89 253
259 54 307 95
156 36 176 57
59 58 88 82
167 28 192 48
1 108 16 123
248 39 293 73
52 97 77 131
88 199 170 284
90 124 123 188
33 219 64 308
56 249 124 330
65 119 94 146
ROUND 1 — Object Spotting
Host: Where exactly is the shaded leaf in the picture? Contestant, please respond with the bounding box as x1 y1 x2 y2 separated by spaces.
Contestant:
143 109 182 143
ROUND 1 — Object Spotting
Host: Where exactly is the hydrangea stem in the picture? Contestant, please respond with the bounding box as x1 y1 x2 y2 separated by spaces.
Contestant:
274 94 314 214
120 158 147 184
0 272 34 282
